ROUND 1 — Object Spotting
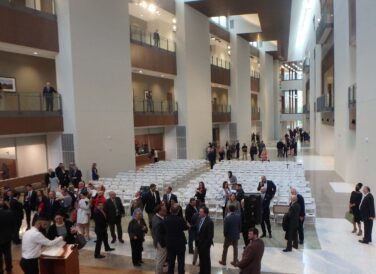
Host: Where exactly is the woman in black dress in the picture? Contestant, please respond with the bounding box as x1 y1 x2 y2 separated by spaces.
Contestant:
195 181 207 205
349 182 363 235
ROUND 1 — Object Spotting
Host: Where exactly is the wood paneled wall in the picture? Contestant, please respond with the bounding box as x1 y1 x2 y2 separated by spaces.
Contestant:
212 112 231 123
131 43 177 75
134 113 178 127
0 3 58 52
211 65 231 86
0 173 45 189
250 77 260 92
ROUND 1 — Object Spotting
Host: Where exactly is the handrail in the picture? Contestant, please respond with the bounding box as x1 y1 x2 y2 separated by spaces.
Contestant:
130 26 176 52
0 92 62 112
212 104 231 113
211 56 231 70
133 100 178 113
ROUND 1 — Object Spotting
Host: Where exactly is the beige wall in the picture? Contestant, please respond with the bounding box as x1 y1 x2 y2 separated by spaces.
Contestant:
0 51 56 93
211 87 228 106
132 73 174 102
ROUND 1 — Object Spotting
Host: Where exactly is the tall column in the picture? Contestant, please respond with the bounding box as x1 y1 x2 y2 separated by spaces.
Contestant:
273 60 281 138
55 0 135 178
230 34 251 144
175 1 212 159
259 51 275 142
355 0 376 187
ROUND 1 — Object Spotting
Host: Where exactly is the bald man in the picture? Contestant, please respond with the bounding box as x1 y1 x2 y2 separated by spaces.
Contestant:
290 188 305 244
283 195 300 252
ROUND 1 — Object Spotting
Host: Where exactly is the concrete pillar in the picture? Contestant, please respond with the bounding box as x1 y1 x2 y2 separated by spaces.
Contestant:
175 1 212 159
55 0 135 178
230 34 251 144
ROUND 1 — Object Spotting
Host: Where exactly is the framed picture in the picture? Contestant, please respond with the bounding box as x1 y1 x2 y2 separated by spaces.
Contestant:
0 77 16 92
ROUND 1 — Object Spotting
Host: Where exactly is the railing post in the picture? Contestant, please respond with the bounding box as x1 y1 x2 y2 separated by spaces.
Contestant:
167 39 169 51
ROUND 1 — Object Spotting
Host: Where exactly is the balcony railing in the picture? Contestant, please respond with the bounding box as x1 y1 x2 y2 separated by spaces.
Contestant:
212 104 231 114
212 104 231 123
251 107 260 121
5 0 56 15
130 26 176 52
316 13 334 44
316 94 334 112
0 92 62 112
133 100 178 113
211 56 231 70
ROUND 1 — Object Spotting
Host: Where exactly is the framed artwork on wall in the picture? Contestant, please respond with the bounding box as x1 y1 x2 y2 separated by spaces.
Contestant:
0 77 16 92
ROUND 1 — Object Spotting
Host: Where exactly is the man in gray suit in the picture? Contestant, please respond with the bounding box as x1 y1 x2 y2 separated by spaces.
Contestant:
283 195 300 252
152 205 167 274
219 204 242 266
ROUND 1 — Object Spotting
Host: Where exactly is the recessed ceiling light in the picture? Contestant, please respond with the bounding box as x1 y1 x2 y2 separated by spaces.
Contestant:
33 51 38 55
172 18 177 24
161 74 165 77
148 3 157 13
139 70 143 73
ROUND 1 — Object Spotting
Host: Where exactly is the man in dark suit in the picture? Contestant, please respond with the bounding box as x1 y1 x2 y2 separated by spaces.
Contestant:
42 82 57 112
69 164 82 188
185 198 198 254
196 206 214 274
291 188 305 244
0 197 15 274
257 176 276 238
162 186 178 212
283 195 300 252
105 191 125 244
23 184 37 230
93 202 115 258
235 184 245 203
219 205 241 266
164 205 188 274
7 190 23 244
236 228 264 274
55 163 70 188
143 184 161 230
152 205 167 274
359 186 375 244
44 191 61 220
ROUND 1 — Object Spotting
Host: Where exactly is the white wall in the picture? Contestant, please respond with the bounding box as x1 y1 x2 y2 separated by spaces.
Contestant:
56 0 135 178
16 136 47 177
46 134 62 169
164 126 177 160
175 1 212 159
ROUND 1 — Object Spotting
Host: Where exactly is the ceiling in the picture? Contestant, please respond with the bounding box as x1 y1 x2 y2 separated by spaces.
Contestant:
186 0 292 60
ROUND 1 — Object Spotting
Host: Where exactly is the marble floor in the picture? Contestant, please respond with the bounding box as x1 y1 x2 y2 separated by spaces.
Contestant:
10 144 376 274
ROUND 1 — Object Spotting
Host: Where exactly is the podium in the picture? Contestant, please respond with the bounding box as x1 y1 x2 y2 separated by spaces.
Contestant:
39 244 80 274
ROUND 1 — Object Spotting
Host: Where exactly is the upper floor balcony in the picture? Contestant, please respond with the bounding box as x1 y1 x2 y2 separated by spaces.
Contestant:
0 92 63 135
130 26 176 75
316 13 334 45
212 104 231 123
316 93 334 113
211 56 231 86
0 0 58 51
250 71 260 93
251 107 260 121
133 99 178 127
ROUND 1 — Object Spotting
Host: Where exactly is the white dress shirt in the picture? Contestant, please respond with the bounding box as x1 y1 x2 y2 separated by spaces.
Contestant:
21 227 65 259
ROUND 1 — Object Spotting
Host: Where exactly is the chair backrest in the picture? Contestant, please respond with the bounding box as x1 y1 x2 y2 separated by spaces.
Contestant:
273 205 289 214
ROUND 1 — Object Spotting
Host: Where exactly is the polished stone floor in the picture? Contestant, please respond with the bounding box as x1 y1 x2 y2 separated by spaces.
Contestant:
10 143 376 274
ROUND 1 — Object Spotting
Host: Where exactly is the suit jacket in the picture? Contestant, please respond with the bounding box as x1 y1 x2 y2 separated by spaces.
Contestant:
288 202 301 230
257 180 276 201
164 214 187 249
297 194 305 217
9 197 24 221
360 193 376 221
236 189 245 203
93 208 108 234
162 193 178 205
69 169 82 186
151 214 165 248
185 204 198 225
44 199 61 220
47 220 75 244
143 191 161 214
0 209 15 244
196 216 214 249
128 218 147 241
43 86 57 95
237 238 265 274
105 197 125 224
223 212 241 241
23 190 37 211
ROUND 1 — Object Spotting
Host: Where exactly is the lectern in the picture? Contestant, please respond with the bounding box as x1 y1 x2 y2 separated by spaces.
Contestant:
39 244 80 274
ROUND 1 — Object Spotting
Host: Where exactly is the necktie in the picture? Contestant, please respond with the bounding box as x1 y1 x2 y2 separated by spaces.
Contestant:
198 218 205 232
113 198 119 215
168 194 170 202
50 199 53 206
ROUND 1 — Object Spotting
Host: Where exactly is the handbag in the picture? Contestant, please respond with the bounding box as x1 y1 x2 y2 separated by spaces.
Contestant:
74 233 87 249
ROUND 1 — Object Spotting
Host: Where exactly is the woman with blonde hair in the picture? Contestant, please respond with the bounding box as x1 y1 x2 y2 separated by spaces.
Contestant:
77 192 91 240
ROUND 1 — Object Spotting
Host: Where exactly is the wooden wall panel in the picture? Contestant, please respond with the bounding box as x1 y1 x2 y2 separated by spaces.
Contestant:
0 159 17 179
0 3 58 52
0 114 63 135
136 151 166 167
0 173 45 189
211 65 231 86
212 113 231 123
250 77 260 92
131 43 177 75
134 113 178 127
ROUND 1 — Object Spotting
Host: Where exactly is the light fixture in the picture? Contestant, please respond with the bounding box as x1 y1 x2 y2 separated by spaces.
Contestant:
161 74 165 77
173 25 176 31
139 70 143 73
227 45 231 49
172 18 177 24
33 51 38 55
148 3 157 13
139 1 147 9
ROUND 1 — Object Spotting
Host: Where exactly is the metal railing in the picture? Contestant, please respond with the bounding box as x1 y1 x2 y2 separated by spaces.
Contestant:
251 107 260 120
316 13 334 43
0 92 62 112
211 56 231 69
5 0 56 15
130 26 176 52
212 104 231 113
316 94 334 112
133 100 178 113
251 70 260 79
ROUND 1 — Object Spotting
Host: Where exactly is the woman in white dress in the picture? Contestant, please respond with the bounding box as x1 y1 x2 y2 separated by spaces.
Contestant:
220 181 232 219
77 192 91 240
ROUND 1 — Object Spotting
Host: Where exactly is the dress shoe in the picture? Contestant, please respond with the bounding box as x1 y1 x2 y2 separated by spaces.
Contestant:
357 230 363 236
299 241 304 245
293 246 298 249
105 247 115 251
218 260 226 266
269 233 272 239
111 239 116 244
139 260 144 264
351 229 357 233
119 239 124 243
359 240 369 244
95 254 106 259
230 261 238 267
282 248 292 252
133 263 141 267
260 234 266 238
